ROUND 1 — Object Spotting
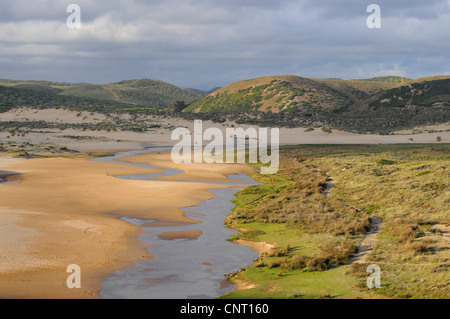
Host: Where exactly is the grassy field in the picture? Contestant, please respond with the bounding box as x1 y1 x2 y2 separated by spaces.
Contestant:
222 144 449 299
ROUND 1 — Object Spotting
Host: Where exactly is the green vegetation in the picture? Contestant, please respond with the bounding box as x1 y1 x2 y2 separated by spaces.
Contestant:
184 75 450 133
0 78 206 112
0 140 78 157
168 100 189 113
0 85 135 113
310 144 449 299
185 75 363 113
353 76 412 83
1 75 449 133
223 144 449 299
369 79 450 109
0 118 163 133
101 79 205 108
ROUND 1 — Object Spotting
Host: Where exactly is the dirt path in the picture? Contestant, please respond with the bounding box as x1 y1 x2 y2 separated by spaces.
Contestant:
321 176 383 264
348 216 382 264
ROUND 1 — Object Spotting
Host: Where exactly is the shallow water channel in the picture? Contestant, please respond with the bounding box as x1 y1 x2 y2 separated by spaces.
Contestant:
91 147 259 299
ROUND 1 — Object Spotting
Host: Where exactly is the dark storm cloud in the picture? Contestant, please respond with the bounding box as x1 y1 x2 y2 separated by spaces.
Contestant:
0 0 448 89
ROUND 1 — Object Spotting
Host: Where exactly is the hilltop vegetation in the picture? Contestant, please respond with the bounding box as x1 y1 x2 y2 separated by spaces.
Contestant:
1 75 449 133
0 85 133 114
0 78 207 110
186 75 450 114
63 79 205 108
369 79 450 109
185 75 369 113
184 75 450 133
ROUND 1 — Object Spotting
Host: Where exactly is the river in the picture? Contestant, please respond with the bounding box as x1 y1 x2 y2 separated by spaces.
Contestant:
90 147 259 299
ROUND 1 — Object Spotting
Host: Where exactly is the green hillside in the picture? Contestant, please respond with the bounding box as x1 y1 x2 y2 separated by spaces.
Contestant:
185 75 372 114
0 78 206 110
1 75 448 133
182 75 450 133
185 75 418 114
353 76 412 83
0 85 135 113
313 77 409 95
370 79 450 108
185 75 450 114
346 78 450 112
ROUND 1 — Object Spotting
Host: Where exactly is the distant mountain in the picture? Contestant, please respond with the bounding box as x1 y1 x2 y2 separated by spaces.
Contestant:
0 78 207 110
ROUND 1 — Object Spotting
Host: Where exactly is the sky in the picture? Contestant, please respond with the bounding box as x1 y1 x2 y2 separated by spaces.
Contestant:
0 0 449 89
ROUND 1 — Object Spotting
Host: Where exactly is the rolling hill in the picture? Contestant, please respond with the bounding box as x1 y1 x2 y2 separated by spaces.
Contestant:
183 75 450 133
0 78 207 110
1 75 448 133
184 75 421 113
0 84 134 113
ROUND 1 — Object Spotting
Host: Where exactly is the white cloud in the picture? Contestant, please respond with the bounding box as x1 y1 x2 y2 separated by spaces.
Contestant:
369 64 408 78
0 0 448 87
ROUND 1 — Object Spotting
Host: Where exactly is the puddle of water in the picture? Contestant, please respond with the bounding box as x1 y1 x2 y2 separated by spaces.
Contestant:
0 171 20 184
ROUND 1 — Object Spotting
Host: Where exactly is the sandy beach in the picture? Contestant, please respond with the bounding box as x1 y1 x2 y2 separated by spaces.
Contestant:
0 150 252 298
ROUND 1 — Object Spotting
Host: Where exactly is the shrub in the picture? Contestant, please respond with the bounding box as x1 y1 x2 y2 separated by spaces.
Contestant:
305 257 329 271
321 125 332 133
405 241 429 254
267 260 282 269
267 245 291 257
392 224 418 243
282 256 308 270
377 159 396 165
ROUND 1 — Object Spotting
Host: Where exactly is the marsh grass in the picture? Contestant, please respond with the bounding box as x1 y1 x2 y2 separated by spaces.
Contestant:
302 144 449 298
224 144 449 299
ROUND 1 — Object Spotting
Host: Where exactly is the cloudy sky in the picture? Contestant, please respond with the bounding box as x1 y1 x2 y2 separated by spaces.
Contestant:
0 0 449 89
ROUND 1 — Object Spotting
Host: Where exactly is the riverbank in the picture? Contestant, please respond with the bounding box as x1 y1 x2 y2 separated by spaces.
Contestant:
222 144 449 299
0 150 253 298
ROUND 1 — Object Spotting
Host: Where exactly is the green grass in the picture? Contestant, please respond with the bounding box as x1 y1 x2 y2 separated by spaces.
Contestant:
223 266 379 299
222 144 449 299
223 222 375 299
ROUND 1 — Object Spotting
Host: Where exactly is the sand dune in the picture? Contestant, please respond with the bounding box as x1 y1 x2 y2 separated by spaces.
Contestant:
1 108 448 154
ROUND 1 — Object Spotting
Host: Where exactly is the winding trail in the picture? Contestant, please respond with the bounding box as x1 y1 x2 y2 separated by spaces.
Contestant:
321 177 383 264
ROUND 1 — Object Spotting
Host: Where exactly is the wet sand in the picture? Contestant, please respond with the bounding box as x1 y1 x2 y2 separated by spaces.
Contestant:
0 150 253 298
100 175 259 299
94 149 259 299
